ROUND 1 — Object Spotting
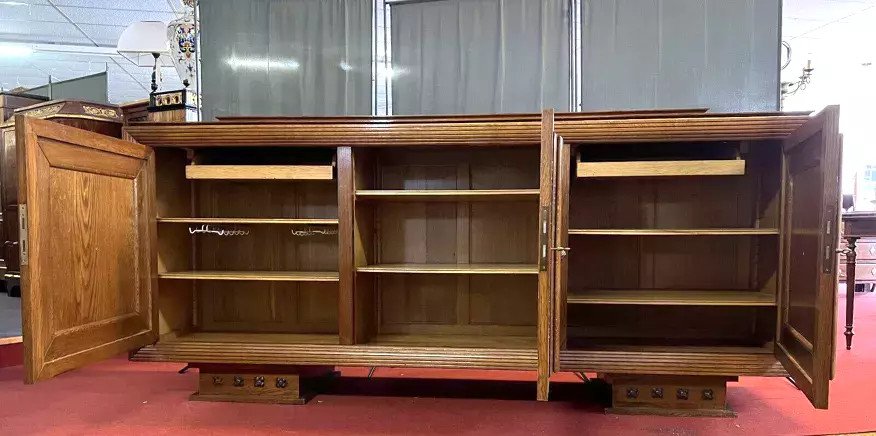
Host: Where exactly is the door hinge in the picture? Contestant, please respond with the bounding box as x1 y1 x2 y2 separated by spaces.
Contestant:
539 206 548 271
19 204 27 266
823 206 836 274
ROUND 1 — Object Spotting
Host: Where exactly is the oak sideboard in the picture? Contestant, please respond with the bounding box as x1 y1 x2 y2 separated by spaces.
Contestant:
14 107 840 415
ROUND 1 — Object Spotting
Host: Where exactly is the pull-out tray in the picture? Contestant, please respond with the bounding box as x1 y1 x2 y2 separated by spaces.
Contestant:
185 165 333 180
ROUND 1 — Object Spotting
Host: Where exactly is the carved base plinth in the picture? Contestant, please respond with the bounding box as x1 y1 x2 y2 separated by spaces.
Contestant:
604 374 736 417
190 364 335 405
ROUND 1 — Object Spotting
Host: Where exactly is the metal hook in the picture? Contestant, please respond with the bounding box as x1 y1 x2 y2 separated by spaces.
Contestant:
188 224 250 237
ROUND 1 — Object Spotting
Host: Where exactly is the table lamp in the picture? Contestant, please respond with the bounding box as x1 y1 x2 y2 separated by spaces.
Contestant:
117 21 171 94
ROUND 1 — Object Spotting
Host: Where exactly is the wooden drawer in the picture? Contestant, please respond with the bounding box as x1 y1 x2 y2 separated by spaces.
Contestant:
839 240 876 261
839 261 876 282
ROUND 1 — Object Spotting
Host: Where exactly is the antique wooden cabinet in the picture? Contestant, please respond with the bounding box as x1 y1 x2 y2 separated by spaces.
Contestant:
0 100 122 296
0 92 48 283
14 107 840 414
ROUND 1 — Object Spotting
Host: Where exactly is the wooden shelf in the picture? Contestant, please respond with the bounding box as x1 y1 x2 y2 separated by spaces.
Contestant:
568 228 779 236
567 289 775 306
357 263 539 275
368 334 536 350
131 333 537 370
577 160 745 178
159 270 340 282
559 348 786 376
565 343 774 354
185 164 333 180
159 332 341 345
355 189 539 201
157 217 338 225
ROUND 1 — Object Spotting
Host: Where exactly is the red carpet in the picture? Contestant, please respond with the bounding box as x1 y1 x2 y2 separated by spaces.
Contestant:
0 287 874 435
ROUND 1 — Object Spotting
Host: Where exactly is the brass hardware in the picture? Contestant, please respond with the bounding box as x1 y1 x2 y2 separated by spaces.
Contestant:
551 246 571 257
18 204 27 266
254 376 265 387
212 376 223 386
539 206 549 271
824 206 837 273
650 387 663 399
82 105 120 119
233 376 244 387
276 378 288 388
702 389 714 400
625 387 638 399
21 103 63 119
676 388 689 400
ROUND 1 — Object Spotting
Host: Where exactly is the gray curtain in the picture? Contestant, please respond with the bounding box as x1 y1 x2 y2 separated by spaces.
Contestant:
580 0 780 112
390 0 570 115
200 0 373 119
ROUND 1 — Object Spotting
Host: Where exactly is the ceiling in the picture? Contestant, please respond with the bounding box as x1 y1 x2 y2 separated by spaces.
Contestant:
0 0 185 104
783 0 876 66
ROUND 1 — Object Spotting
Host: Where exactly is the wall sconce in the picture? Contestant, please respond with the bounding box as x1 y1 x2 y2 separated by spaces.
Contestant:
781 60 815 98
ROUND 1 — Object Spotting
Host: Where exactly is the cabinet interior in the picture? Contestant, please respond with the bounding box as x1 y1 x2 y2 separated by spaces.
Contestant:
153 146 542 350
154 148 340 343
565 140 783 352
352 147 540 349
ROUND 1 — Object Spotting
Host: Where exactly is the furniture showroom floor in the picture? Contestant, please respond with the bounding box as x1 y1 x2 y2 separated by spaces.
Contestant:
0 286 873 436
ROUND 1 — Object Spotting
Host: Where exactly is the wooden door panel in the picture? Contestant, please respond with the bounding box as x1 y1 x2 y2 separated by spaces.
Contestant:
536 109 557 400
552 137 570 370
776 106 840 409
18 116 156 383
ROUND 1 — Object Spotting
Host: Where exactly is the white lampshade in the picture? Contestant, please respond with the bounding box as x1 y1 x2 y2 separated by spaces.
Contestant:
117 21 172 67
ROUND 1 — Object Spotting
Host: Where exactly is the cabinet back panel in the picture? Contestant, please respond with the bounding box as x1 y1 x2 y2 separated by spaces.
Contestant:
372 148 540 190
570 178 754 229
570 141 781 230
196 227 337 271
569 235 777 291
470 203 538 263
468 276 538 325
380 275 459 324
377 202 537 264
566 305 775 348
199 282 338 333
378 203 459 264
377 275 537 330
195 180 337 219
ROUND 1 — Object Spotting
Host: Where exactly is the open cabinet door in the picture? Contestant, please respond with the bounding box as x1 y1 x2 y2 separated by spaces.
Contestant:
17 116 157 383
536 109 557 400
552 136 570 371
776 106 841 409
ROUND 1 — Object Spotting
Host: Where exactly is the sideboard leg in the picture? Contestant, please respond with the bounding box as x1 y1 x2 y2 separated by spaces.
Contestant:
602 374 737 417
845 237 858 350
189 364 336 404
